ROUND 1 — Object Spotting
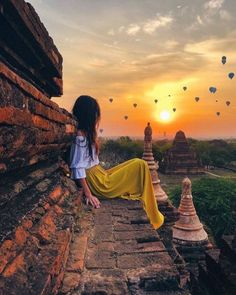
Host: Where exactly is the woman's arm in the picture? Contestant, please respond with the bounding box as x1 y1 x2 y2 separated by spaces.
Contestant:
79 178 101 208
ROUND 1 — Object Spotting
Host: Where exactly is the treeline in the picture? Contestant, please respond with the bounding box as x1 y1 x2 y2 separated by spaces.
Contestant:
188 138 236 169
99 136 236 169
99 136 171 167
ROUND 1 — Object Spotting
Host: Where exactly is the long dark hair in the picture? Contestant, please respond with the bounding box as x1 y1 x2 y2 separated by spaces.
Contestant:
72 95 101 159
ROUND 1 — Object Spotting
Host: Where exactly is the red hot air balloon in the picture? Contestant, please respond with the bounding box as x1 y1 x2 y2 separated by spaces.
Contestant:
195 97 200 102
109 98 113 103
124 115 128 120
226 101 231 106
216 112 220 116
133 103 137 108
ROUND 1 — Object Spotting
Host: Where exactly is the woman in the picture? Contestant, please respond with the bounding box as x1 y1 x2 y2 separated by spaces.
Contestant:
69 95 164 230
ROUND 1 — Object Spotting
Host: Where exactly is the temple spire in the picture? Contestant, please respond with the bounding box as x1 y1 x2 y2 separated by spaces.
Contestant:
142 122 168 202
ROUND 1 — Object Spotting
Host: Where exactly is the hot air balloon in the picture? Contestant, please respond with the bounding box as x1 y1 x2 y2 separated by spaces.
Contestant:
209 87 217 94
173 108 176 112
154 99 158 103
221 56 227 65
99 128 104 133
216 100 218 102
216 112 220 116
195 97 200 102
228 72 234 80
183 86 187 91
124 115 128 120
133 103 137 108
168 94 171 97
226 101 231 106
109 98 113 103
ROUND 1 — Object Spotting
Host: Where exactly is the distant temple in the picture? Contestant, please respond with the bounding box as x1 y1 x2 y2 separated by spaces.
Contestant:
161 130 204 175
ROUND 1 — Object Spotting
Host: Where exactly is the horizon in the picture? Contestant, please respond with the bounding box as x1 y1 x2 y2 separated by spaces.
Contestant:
28 0 236 139
98 134 236 141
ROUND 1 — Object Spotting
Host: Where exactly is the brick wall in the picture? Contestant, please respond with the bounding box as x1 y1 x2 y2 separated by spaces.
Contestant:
0 1 81 294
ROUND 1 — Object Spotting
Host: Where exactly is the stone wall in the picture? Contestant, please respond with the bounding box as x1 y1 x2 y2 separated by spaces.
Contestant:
187 236 236 295
0 1 81 294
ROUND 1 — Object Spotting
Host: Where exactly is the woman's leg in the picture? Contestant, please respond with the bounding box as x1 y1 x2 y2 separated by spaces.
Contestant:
86 158 164 230
105 158 139 174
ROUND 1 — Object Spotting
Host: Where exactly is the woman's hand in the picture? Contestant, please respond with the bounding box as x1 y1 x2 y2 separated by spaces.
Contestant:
85 193 101 209
79 178 101 208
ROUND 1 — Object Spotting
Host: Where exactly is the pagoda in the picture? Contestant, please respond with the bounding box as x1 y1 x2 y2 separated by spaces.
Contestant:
161 130 204 175
173 177 212 274
142 122 168 202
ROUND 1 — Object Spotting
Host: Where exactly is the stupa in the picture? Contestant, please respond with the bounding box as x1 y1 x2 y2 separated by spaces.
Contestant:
173 177 208 243
173 177 212 274
161 130 204 175
142 122 168 202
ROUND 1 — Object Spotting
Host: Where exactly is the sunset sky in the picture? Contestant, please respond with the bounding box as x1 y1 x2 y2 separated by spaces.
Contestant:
28 0 236 139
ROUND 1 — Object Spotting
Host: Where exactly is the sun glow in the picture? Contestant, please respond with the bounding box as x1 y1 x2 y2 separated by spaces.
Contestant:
160 110 171 122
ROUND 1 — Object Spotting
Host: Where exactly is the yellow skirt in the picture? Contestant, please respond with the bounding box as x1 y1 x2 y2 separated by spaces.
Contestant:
85 158 164 230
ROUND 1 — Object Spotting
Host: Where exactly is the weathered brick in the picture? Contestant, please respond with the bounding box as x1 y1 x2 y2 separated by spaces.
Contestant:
52 270 65 295
66 258 84 273
70 235 88 260
65 124 75 133
0 240 16 273
32 114 54 131
15 226 29 247
114 240 166 255
114 223 151 232
94 212 113 225
86 248 116 269
0 106 33 127
32 101 72 125
53 205 63 214
44 203 51 211
51 230 71 276
32 211 56 243
66 234 88 273
114 229 159 242
92 225 113 242
21 219 33 230
0 0 80 293
49 185 63 203
117 252 173 269
60 272 81 294
2 253 25 278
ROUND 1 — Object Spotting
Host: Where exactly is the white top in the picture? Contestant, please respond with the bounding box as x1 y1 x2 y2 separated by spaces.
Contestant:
69 135 99 179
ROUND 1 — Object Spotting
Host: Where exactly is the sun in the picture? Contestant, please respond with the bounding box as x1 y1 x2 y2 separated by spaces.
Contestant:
160 110 171 122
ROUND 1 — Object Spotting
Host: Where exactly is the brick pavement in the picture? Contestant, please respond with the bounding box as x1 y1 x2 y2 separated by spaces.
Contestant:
59 198 191 295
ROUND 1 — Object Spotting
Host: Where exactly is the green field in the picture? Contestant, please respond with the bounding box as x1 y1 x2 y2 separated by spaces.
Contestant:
159 168 236 195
